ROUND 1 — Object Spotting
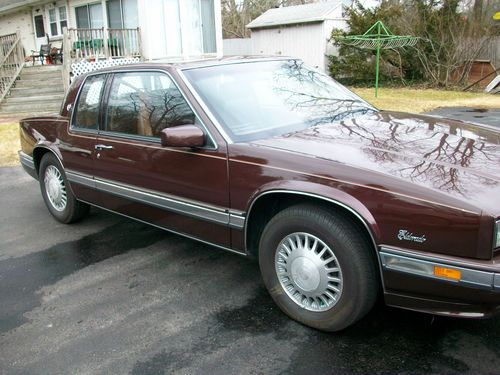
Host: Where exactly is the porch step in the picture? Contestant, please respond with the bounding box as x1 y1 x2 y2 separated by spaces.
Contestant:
9 86 65 95
3 93 64 104
0 101 62 114
14 77 63 87
0 64 65 115
20 70 63 80
22 64 63 72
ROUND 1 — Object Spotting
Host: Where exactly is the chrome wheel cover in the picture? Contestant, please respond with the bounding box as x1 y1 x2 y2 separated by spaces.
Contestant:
275 232 343 312
44 165 67 212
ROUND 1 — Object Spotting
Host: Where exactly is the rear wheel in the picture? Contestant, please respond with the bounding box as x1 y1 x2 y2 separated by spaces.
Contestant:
258 204 378 331
39 153 89 223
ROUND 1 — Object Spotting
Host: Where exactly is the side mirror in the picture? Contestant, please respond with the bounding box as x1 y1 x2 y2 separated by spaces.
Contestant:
160 125 205 148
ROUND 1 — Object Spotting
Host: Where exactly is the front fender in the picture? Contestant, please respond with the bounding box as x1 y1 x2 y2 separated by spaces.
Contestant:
245 180 381 245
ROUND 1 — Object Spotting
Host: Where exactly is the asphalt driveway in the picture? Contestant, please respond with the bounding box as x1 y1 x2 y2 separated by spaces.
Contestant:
426 107 500 128
1 167 500 375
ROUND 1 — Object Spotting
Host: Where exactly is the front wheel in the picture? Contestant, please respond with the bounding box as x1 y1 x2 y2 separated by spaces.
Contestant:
258 204 378 331
39 153 89 224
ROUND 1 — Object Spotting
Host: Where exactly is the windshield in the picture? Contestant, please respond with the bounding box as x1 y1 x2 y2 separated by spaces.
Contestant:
183 60 376 142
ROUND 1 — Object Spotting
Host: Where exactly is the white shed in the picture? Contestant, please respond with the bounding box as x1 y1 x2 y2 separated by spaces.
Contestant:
246 2 348 72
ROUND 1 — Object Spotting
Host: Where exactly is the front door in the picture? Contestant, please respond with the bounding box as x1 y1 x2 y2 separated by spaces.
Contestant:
92 70 231 247
32 11 47 52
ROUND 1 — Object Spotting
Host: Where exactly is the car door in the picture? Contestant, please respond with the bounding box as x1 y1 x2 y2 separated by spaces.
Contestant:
61 73 107 205
92 70 232 248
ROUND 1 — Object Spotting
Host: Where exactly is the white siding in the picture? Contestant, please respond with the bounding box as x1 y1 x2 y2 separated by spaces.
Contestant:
251 23 326 71
322 19 347 69
223 38 252 56
0 9 35 54
323 19 348 42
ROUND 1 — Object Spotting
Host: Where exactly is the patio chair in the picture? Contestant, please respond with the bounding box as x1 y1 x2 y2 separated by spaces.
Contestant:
31 44 51 66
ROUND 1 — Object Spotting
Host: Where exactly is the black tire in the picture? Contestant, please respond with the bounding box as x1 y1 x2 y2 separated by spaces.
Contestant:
39 153 89 224
258 204 378 331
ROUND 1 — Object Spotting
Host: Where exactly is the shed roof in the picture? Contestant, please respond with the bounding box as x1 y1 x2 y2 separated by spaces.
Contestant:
246 1 346 29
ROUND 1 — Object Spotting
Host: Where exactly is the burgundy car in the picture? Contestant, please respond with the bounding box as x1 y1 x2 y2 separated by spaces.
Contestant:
19 58 500 331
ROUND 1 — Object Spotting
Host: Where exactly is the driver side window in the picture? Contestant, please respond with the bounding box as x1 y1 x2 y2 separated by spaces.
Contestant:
105 72 197 138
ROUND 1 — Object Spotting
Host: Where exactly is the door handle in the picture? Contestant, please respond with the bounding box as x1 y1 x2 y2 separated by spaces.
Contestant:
95 144 113 151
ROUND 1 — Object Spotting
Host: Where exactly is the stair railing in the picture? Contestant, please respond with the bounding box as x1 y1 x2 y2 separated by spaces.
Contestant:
0 31 25 104
62 27 72 93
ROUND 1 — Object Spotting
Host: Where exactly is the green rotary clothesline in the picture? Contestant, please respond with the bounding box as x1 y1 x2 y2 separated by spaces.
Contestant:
334 21 419 97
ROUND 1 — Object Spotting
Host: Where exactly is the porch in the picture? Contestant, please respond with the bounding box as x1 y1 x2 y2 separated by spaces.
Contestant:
63 27 142 62
60 26 142 88
0 26 143 112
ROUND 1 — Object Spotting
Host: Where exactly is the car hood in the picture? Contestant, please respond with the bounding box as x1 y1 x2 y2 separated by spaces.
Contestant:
251 111 500 215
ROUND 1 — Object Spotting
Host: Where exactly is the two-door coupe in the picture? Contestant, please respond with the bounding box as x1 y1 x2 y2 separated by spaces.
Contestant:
19 58 500 331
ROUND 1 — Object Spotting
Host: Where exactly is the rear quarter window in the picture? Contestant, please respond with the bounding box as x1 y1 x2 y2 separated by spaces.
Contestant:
72 74 106 131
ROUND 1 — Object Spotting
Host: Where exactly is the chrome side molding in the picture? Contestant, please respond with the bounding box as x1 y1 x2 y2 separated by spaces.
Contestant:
65 171 95 188
494 274 500 289
66 170 246 230
228 211 246 229
18 151 35 170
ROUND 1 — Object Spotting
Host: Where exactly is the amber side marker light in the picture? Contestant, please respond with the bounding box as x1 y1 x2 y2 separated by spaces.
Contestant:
434 266 461 281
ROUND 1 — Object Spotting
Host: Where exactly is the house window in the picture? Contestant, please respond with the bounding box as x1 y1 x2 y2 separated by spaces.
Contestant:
146 0 216 59
49 9 57 36
200 0 216 53
48 6 68 37
107 0 138 29
75 3 104 29
179 0 216 54
59 7 68 32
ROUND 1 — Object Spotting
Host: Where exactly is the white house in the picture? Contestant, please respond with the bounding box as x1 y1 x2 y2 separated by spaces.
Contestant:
0 0 223 113
245 2 349 72
0 0 223 61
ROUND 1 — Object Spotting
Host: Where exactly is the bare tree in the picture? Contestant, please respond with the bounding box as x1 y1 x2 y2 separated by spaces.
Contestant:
395 0 499 87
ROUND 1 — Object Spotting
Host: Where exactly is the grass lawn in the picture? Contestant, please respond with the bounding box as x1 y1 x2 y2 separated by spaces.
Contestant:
0 122 20 167
352 87 500 113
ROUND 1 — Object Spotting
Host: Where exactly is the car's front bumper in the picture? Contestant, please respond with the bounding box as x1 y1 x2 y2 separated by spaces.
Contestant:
380 246 500 318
